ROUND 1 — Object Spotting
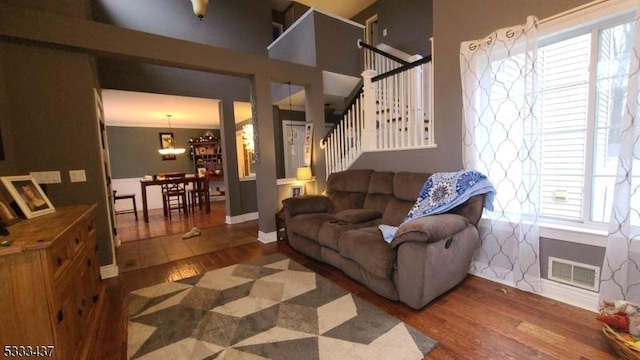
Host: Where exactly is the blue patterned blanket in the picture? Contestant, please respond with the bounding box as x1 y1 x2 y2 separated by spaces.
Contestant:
379 170 496 242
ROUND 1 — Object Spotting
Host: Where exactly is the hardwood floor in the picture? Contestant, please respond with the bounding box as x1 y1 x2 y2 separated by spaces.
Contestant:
96 207 617 359
115 200 228 243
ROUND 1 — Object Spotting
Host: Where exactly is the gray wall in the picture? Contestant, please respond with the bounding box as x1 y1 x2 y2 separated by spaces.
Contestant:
0 0 327 266
352 0 433 57
107 126 219 178
269 11 363 78
0 40 111 264
314 12 363 77
269 10 318 67
93 0 271 56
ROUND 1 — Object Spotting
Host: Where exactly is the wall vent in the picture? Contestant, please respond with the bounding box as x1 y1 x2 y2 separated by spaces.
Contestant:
548 257 600 292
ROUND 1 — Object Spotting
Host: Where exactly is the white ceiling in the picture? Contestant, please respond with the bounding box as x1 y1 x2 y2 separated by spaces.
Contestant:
102 90 253 128
102 1 373 128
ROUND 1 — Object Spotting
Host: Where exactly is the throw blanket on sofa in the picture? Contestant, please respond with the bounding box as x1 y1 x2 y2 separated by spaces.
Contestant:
379 170 496 242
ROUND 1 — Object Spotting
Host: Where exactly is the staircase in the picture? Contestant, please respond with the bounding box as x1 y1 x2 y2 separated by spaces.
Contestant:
321 40 434 175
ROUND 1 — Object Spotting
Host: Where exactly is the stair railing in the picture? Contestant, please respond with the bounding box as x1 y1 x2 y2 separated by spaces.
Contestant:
370 54 433 151
322 45 434 176
357 39 409 74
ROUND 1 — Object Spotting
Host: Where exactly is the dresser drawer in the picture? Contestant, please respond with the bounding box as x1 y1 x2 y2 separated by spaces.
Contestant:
47 221 87 282
46 234 72 280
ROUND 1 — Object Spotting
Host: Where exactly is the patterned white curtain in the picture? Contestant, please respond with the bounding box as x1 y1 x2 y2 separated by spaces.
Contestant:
600 8 640 304
460 16 541 292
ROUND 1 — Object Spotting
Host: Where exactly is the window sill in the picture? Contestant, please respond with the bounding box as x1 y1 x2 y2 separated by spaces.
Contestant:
538 222 607 248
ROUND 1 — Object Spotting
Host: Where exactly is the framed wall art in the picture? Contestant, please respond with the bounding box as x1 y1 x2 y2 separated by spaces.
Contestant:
159 132 176 160
1 175 55 219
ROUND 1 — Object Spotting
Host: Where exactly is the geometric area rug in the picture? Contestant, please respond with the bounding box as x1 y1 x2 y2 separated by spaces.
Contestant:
127 254 437 359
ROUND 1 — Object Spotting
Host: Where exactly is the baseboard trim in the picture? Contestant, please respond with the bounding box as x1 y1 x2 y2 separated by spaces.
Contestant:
100 263 119 279
226 212 259 224
258 231 277 244
470 262 598 313
539 278 599 312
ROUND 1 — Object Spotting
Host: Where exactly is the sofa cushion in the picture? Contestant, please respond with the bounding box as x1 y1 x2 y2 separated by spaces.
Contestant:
288 213 335 241
381 198 415 226
363 172 395 214
393 172 429 201
318 215 381 251
282 195 333 217
334 209 382 223
327 169 373 193
390 213 470 248
367 171 395 194
326 169 373 212
338 227 396 279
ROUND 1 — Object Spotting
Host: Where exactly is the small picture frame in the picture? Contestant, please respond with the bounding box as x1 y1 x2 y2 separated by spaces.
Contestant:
1 175 55 219
0 193 19 225
197 167 207 177
290 184 304 198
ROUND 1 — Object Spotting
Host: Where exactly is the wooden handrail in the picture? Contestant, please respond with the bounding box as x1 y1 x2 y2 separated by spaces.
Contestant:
357 39 410 66
372 55 432 82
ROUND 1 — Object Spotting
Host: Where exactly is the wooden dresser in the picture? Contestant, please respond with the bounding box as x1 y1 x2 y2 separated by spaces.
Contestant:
0 204 105 360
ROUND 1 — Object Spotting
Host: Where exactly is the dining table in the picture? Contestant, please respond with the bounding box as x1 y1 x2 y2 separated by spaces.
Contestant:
139 174 208 223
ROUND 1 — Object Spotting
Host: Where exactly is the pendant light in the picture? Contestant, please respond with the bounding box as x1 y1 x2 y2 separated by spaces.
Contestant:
190 0 209 20
158 115 186 155
287 82 295 154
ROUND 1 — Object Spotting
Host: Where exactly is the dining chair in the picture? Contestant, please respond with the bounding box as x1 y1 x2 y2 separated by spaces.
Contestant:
161 172 188 219
188 172 210 214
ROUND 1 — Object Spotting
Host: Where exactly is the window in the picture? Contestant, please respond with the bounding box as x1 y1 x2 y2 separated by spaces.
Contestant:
480 10 640 228
536 16 636 226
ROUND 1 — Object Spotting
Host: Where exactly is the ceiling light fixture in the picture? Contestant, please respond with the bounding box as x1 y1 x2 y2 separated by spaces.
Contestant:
158 115 186 155
190 0 209 20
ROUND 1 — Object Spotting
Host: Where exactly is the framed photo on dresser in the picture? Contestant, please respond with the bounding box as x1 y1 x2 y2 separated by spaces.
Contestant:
1 175 55 219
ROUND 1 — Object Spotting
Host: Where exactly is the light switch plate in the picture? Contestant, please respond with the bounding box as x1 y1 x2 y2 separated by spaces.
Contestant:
30 171 62 184
69 169 87 183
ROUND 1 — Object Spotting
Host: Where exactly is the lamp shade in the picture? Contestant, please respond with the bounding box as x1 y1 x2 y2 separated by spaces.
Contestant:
190 0 209 18
296 167 312 181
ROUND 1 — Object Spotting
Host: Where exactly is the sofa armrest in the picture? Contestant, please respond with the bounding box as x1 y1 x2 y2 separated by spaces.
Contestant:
390 214 469 248
282 195 334 217
334 209 382 224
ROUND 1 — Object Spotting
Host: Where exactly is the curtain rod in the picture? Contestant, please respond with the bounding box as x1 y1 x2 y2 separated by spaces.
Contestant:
539 0 610 24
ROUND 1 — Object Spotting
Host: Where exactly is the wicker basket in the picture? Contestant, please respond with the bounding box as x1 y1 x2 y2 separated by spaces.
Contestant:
602 323 640 360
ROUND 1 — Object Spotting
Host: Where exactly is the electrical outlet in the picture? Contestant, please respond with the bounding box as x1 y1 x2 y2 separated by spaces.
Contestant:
383 28 388 37
30 171 62 184
69 170 87 183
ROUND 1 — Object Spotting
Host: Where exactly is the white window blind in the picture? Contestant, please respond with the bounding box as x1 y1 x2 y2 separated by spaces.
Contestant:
485 16 639 227
538 34 590 221
537 18 638 225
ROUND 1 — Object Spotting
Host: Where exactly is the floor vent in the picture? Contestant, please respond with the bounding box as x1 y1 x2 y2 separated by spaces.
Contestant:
548 257 600 292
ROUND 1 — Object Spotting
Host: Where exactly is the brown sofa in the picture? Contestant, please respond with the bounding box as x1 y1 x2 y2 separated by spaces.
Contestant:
282 169 484 309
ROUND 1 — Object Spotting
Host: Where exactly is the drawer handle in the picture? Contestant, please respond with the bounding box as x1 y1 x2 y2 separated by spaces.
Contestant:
87 259 92 267
56 310 64 323
92 294 100 303
95 245 99 252
57 256 63 266
78 309 83 317
75 237 80 244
